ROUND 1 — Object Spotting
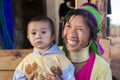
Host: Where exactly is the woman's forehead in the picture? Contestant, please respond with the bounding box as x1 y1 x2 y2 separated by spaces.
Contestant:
67 15 88 27
69 15 84 23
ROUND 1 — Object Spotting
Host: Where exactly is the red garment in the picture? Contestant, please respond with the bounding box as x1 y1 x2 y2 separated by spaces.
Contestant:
75 52 95 80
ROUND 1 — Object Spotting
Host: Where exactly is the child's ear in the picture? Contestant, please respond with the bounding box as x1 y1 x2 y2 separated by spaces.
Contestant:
27 35 29 40
52 34 55 41
52 34 56 43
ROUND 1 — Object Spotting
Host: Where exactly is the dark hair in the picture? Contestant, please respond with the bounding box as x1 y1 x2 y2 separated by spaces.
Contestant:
64 0 71 3
28 16 55 36
63 9 97 41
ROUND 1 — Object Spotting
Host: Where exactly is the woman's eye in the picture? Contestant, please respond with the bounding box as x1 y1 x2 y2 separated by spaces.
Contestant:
65 25 71 28
77 27 84 31
31 32 36 35
78 28 83 30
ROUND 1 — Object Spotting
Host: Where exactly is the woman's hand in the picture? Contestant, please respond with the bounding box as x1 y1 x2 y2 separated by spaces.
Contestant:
27 66 62 80
27 72 35 80
41 66 62 80
27 72 38 80
41 74 61 80
51 66 62 78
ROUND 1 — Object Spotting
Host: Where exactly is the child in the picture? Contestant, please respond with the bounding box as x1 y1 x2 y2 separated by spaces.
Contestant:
13 16 75 80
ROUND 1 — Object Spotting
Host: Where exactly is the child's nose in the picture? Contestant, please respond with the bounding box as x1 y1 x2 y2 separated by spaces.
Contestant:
36 33 41 39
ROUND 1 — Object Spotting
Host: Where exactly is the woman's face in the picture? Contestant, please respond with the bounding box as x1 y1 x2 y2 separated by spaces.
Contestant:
63 15 90 52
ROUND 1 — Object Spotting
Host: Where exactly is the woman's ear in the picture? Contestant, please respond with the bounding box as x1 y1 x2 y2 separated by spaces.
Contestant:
89 39 93 44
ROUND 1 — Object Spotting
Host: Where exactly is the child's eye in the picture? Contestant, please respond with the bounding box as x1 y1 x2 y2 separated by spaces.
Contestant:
42 31 47 34
31 32 36 35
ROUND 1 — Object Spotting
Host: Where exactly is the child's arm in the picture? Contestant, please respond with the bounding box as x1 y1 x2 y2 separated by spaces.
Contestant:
54 54 75 80
43 64 75 80
13 68 27 80
61 64 75 80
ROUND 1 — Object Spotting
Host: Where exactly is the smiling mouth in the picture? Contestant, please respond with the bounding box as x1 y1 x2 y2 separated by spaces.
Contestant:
68 40 77 45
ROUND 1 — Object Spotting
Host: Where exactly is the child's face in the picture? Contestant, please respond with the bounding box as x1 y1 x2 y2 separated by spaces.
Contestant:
27 21 54 53
63 15 90 52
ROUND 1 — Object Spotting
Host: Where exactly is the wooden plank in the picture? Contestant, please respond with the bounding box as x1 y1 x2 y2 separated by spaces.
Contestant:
0 49 32 70
75 0 87 8
0 71 14 80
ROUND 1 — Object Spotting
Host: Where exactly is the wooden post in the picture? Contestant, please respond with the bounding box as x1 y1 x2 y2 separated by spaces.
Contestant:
75 0 87 8
90 0 108 39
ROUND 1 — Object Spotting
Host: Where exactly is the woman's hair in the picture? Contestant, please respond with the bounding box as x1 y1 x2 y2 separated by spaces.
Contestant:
28 16 55 36
63 9 98 41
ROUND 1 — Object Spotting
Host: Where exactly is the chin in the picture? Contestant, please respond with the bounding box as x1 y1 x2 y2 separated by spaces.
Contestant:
67 45 76 51
37 46 44 49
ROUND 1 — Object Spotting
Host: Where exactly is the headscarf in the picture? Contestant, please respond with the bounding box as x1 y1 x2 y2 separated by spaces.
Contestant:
80 3 104 57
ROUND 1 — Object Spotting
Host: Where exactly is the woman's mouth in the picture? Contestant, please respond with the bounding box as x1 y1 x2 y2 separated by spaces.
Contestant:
68 40 77 46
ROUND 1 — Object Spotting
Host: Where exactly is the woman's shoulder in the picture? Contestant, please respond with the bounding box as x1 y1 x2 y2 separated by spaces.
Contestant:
91 53 112 80
95 54 110 67
92 53 110 73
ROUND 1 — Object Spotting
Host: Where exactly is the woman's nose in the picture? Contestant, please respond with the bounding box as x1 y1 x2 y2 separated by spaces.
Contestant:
69 28 77 38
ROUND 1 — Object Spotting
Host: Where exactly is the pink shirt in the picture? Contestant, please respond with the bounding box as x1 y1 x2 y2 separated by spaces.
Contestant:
75 52 95 80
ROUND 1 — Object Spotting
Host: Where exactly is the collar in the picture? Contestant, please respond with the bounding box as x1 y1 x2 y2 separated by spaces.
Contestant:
33 44 65 56
69 44 90 63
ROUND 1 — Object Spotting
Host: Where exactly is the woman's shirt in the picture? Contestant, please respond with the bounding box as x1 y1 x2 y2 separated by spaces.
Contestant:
75 52 112 80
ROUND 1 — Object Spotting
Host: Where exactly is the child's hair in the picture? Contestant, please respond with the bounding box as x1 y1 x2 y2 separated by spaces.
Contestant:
64 0 71 3
63 3 101 41
28 16 55 36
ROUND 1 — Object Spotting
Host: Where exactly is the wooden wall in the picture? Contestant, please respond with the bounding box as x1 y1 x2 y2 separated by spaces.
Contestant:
0 49 32 80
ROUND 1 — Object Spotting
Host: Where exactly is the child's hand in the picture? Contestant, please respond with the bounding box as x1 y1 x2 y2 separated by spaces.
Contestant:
41 66 62 80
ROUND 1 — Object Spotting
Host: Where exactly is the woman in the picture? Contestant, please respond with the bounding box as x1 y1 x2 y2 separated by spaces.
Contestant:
35 3 112 80
62 3 112 80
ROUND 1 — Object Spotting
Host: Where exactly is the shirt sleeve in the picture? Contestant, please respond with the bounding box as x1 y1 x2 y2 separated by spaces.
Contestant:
62 64 75 80
13 68 26 80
